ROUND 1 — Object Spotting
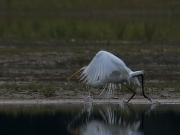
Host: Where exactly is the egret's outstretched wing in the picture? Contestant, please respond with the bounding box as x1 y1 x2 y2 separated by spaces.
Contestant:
80 51 129 85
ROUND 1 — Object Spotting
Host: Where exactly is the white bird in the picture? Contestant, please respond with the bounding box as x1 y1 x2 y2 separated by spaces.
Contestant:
69 50 153 103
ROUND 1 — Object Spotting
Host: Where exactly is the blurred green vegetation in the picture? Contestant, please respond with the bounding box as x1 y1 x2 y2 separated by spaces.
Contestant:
0 0 180 42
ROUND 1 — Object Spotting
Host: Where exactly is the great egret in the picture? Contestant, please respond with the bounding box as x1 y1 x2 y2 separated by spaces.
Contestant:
69 50 154 103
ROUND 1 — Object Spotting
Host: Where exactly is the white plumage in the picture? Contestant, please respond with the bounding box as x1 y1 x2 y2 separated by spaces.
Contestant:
69 50 154 103
80 51 141 87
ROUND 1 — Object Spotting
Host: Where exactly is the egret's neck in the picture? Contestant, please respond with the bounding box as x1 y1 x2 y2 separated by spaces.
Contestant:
129 70 144 78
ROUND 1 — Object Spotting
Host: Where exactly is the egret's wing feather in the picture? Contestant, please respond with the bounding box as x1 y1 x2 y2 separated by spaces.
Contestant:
80 51 126 85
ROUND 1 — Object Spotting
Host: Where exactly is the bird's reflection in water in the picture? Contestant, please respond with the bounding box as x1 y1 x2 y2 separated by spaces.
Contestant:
79 120 141 135
67 102 157 135
79 109 142 135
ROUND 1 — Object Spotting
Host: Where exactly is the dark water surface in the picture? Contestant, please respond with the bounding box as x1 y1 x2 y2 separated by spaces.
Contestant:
0 103 179 135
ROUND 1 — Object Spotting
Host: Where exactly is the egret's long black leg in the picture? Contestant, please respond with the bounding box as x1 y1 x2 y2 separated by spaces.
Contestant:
134 74 153 103
122 84 136 103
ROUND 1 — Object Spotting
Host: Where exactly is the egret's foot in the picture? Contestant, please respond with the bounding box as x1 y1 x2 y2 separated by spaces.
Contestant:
122 99 129 103
147 97 159 104
152 99 160 104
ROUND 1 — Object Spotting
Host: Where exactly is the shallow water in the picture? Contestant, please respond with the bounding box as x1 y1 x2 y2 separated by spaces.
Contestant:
0 103 180 135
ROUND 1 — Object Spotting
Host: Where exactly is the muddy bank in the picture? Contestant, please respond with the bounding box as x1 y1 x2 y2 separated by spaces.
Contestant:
0 98 180 105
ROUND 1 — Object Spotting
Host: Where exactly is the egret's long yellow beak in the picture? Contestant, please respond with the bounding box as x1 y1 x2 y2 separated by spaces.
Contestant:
69 69 81 79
